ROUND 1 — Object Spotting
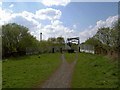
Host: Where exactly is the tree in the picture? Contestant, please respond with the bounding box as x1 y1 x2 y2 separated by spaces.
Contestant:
88 18 119 55
94 27 112 46
48 37 56 43
84 37 102 46
47 37 65 53
2 23 39 57
56 37 65 44
84 37 107 54
38 40 52 53
112 18 120 52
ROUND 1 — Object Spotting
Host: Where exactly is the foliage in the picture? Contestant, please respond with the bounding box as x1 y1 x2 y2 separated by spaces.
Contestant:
2 23 39 57
112 18 120 51
44 37 65 53
56 37 65 44
94 27 118 50
2 23 66 57
84 19 119 55
38 40 52 53
48 37 65 44
84 37 102 46
48 37 56 43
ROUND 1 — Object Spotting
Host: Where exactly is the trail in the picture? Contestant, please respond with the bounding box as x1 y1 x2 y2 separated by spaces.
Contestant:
41 53 78 88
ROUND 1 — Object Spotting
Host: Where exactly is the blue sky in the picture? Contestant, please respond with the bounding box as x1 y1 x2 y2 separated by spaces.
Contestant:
1 1 118 42
3 2 118 30
59 2 118 30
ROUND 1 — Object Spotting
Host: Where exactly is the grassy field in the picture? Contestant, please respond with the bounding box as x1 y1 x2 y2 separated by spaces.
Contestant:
71 53 118 88
2 52 118 88
64 53 76 63
2 53 61 88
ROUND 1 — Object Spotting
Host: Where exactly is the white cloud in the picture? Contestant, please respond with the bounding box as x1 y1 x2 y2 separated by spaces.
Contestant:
9 4 14 8
51 20 63 26
19 11 39 25
41 0 70 6
0 8 62 25
0 7 74 41
0 7 118 43
73 25 77 29
35 8 62 21
0 8 15 25
96 16 118 29
0 2 2 6
34 19 76 40
79 15 118 43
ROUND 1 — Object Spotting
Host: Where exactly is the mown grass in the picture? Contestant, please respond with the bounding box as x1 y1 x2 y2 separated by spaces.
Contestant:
2 53 61 88
72 53 118 88
64 53 76 63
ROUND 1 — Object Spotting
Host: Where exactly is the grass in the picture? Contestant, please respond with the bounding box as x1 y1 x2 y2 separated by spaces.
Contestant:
2 52 118 88
64 53 76 63
0 61 2 89
2 53 61 88
71 53 118 88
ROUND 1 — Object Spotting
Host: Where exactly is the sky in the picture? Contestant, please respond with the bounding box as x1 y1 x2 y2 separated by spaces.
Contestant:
0 0 118 43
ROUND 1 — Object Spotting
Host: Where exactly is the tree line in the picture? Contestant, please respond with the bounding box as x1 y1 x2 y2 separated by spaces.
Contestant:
1 18 120 58
84 19 120 57
2 23 65 58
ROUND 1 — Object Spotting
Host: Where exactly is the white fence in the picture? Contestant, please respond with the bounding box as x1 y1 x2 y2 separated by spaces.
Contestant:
80 44 95 54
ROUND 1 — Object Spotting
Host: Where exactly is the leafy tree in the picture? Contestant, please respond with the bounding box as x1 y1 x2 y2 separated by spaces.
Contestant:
94 27 112 46
94 26 118 52
84 37 102 46
112 18 120 52
48 37 56 43
2 23 39 57
85 19 119 55
38 40 52 53
84 37 107 54
47 37 65 53
56 37 65 44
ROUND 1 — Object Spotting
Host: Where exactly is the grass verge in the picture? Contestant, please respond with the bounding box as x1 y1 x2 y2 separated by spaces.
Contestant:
64 53 76 63
71 53 118 88
2 53 61 88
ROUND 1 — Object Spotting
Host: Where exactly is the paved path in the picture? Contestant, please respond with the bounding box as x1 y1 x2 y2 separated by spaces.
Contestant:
41 53 78 88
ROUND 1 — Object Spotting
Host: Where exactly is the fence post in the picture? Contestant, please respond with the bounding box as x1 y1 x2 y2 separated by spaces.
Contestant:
60 48 62 53
52 48 54 53
79 47 80 52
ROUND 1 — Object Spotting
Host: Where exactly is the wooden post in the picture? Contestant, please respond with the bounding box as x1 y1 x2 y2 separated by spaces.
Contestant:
60 48 62 53
52 48 54 53
79 47 80 53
